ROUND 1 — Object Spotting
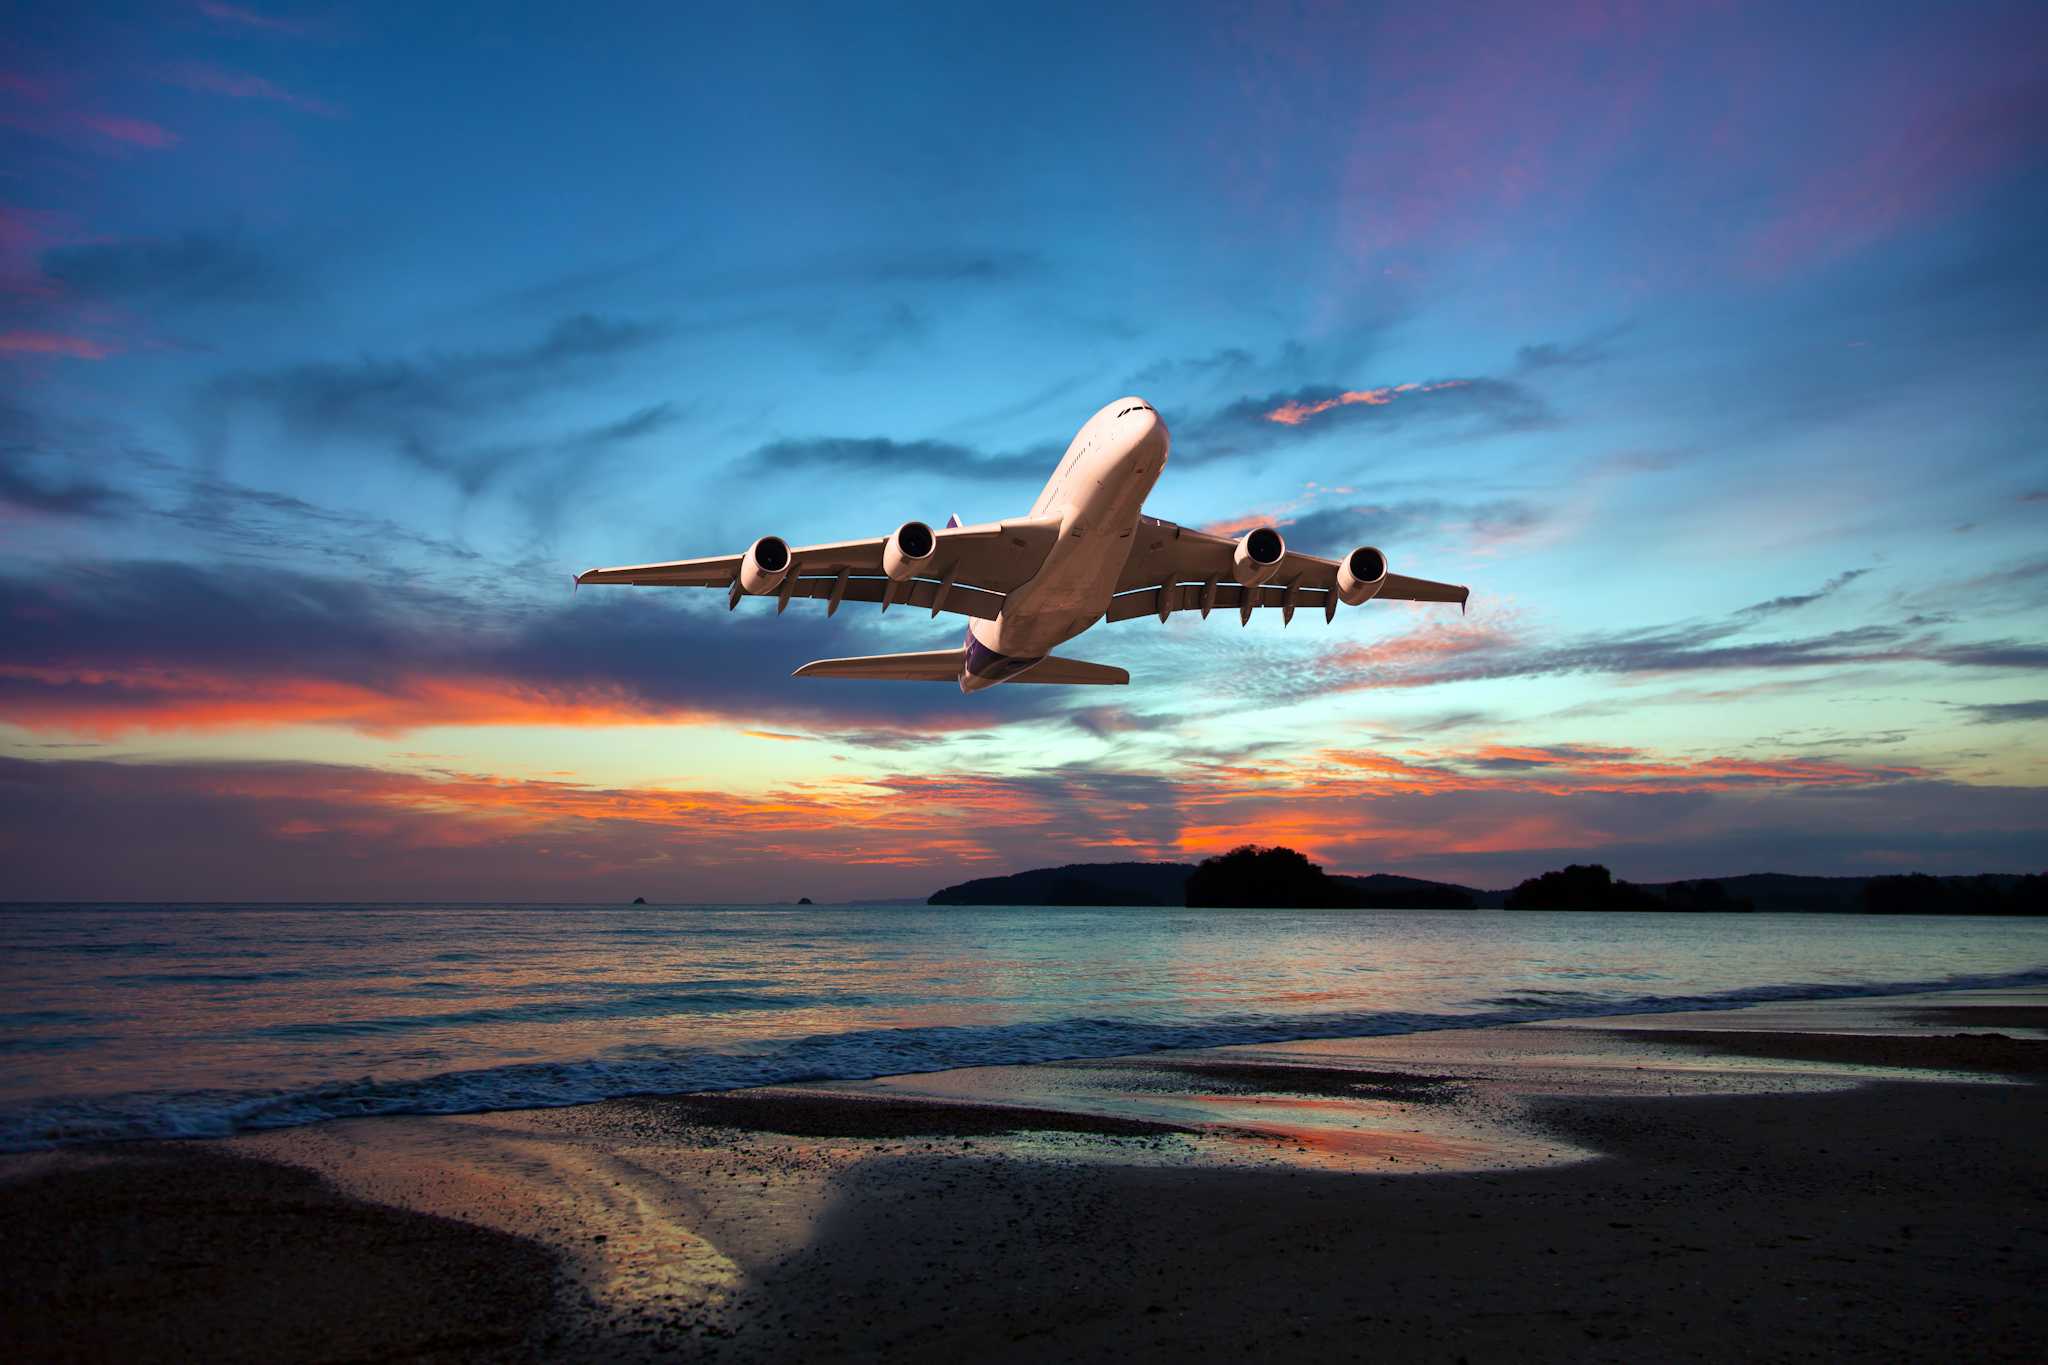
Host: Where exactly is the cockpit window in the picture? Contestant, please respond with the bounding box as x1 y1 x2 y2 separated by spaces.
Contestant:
1116 404 1154 418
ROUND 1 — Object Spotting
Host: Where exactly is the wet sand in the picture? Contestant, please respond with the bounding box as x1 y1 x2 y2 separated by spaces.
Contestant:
3 987 2044 1362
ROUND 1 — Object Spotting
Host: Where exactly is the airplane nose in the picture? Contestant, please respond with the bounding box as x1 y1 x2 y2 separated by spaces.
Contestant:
1129 408 1167 467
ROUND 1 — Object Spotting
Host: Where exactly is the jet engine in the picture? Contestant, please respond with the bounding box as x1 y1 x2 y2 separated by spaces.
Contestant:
1335 546 1388 605
739 535 792 595
883 520 937 581
1231 526 1286 586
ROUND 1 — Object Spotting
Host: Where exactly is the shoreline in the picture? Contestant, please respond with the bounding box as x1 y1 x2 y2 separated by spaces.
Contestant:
5 985 2044 1361
11 966 2048 1152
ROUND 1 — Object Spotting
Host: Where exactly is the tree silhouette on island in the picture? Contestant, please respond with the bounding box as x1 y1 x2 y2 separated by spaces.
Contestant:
1185 845 1373 908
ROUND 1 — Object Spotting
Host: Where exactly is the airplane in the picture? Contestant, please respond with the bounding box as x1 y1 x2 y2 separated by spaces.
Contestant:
576 396 1469 692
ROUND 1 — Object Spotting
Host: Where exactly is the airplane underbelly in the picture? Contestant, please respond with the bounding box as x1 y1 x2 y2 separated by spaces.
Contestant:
983 518 1138 654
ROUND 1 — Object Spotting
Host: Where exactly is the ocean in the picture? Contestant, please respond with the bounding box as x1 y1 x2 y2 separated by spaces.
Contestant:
4 903 2045 1151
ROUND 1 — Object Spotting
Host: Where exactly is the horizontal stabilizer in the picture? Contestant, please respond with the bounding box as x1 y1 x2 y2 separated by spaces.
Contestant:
793 650 965 682
1022 654 1128 685
792 650 1129 686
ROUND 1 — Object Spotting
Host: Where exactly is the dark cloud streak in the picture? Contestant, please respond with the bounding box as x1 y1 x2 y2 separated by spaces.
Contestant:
1738 567 1870 617
41 233 294 307
0 560 1064 732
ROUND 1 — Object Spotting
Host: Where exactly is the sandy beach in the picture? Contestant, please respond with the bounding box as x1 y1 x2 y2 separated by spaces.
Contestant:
5 986 2043 1363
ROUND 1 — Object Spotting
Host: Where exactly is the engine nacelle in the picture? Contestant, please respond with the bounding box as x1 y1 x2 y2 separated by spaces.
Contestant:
883 520 937 581
739 535 792 595
1231 526 1286 586
1335 546 1388 606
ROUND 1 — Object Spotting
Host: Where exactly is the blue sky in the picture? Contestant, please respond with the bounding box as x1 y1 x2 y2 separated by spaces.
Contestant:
2 0 2044 900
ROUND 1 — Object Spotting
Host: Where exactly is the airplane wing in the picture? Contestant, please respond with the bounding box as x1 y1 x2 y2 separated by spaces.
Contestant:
577 515 1063 621
1108 515 1468 624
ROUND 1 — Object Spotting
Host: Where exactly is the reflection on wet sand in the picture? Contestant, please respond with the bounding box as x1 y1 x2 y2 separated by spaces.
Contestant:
8 987 2043 1362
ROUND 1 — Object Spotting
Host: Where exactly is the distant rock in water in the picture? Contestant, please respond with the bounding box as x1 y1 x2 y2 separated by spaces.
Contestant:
631 897 647 905
1185 845 1363 909
797 897 814 905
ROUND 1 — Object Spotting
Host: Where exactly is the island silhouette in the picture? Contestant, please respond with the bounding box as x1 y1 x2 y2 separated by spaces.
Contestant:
928 847 2044 913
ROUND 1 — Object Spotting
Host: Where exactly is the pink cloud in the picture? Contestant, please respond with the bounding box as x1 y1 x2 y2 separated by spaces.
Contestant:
163 61 340 118
0 330 115 360
1264 380 1468 427
196 2 310 35
79 114 181 148
1744 68 2048 276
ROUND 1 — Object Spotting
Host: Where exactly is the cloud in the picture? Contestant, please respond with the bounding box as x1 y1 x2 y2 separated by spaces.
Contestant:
41 233 294 306
153 470 484 574
1275 497 1546 554
78 115 180 149
1 728 2036 900
398 399 686 496
1260 379 1471 427
1744 68 2048 274
0 463 134 520
1954 699 2048 725
0 560 1064 738
212 313 664 428
0 753 1158 899
195 2 310 36
201 314 672 481
161 62 339 117
0 330 115 359
1174 376 1555 465
747 435 1055 483
1126 347 1258 390
1303 607 2048 696
862 249 1045 284
1737 567 1870 618
1514 328 1626 373
0 403 135 519
731 363 1553 490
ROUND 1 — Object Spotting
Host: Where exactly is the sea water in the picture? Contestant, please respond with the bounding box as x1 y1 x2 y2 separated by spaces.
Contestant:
3 902 2045 1150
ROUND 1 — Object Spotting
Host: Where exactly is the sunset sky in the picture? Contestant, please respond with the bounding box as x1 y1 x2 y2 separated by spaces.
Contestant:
3 1 2044 901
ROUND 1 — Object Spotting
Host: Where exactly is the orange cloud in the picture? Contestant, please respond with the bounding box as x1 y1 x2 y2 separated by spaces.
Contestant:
1319 614 1513 690
0 664 725 737
1166 738 1925 870
1264 380 1467 426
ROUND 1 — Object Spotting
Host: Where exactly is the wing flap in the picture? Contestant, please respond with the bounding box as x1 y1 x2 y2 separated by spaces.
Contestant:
786 575 1005 620
1111 516 1468 618
1103 581 1336 623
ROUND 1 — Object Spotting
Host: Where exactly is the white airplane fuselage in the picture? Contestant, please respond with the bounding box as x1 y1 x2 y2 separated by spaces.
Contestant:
959 396 1167 690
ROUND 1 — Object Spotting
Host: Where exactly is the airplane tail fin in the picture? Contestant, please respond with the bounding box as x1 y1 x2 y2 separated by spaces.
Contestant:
791 649 1128 686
